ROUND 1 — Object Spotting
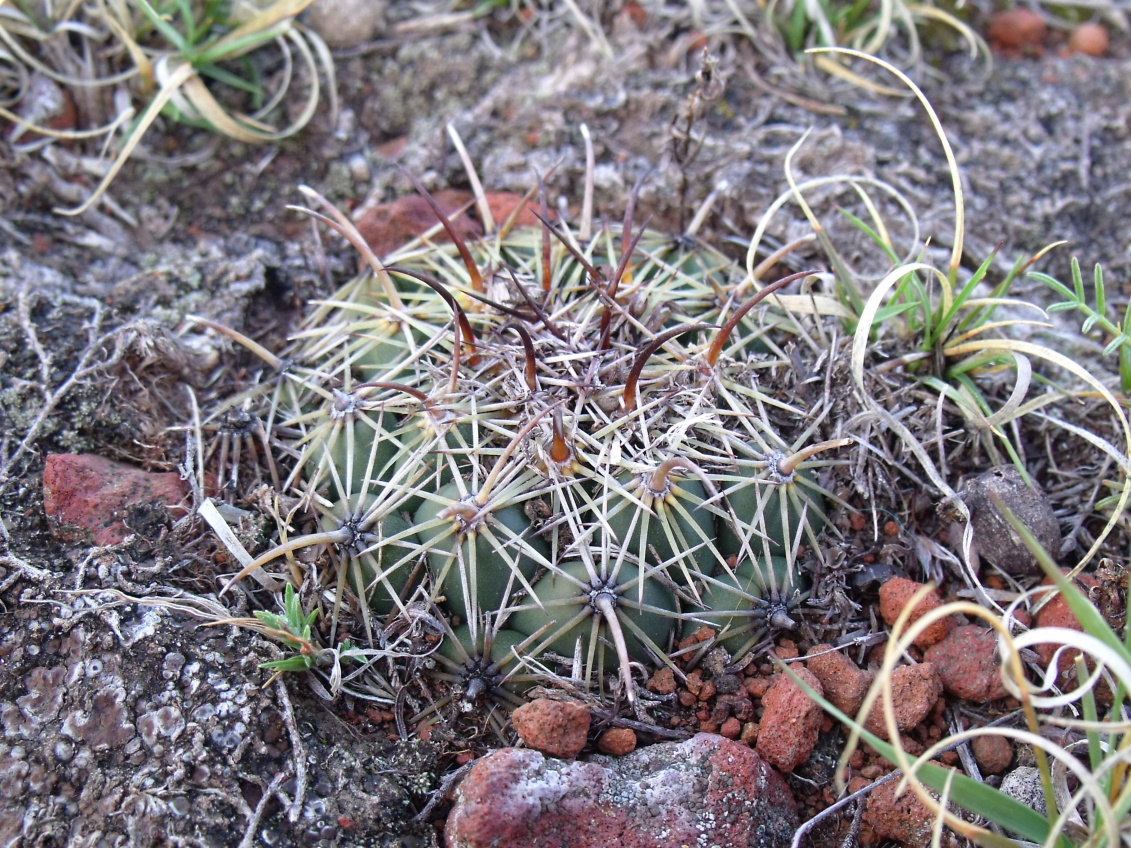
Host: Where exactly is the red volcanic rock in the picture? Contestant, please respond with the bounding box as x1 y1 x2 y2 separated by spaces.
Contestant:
445 734 798 848
806 645 875 718
863 664 943 740
1067 22 1108 56
987 8 1047 55
864 779 937 848
596 728 637 756
484 191 551 230
43 453 193 546
878 578 953 649
1032 573 1109 700
972 735 1013 775
756 668 823 772
924 625 1009 702
355 189 481 257
511 698 591 759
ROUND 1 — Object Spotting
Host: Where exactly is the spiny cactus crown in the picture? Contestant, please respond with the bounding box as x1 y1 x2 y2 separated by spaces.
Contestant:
220 167 846 707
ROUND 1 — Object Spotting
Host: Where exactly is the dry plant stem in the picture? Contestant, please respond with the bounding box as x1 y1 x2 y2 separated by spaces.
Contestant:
275 678 307 824
238 770 287 848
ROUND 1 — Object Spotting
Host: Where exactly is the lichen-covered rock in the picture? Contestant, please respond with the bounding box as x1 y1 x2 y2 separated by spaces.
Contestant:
0 583 435 846
756 668 824 772
924 626 1009 702
511 698 591 758
445 734 798 848
1000 766 1047 816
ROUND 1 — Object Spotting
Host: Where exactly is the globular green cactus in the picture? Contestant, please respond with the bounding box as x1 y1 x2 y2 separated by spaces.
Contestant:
215 151 848 707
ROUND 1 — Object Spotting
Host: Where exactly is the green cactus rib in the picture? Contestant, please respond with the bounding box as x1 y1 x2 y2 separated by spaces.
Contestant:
224 177 847 704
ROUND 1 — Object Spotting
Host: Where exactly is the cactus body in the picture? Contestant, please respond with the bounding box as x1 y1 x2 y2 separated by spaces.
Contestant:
601 469 716 584
720 466 828 561
414 481 549 622
229 173 841 704
508 560 677 667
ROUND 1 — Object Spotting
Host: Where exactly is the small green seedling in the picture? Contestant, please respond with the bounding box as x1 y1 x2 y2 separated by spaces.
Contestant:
254 582 324 683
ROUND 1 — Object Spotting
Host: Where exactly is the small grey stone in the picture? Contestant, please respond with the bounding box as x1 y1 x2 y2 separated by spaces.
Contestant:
305 0 387 49
960 466 1060 576
999 765 1047 816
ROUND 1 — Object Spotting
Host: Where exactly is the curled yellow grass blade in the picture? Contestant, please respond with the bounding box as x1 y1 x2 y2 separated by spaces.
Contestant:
173 28 320 143
54 57 195 216
809 47 965 287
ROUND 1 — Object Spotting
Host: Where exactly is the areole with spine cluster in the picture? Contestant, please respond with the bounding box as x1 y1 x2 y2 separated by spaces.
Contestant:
211 146 849 711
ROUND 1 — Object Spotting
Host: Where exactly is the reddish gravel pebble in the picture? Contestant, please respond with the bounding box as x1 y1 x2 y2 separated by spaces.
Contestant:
1067 22 1108 56
863 664 943 740
925 625 1009 702
805 645 875 718
757 668 824 772
1032 573 1107 697
355 189 481 256
878 578 953 648
596 728 637 756
864 778 937 847
987 8 1047 55
511 699 591 759
645 667 677 695
972 735 1014 775
43 453 193 546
